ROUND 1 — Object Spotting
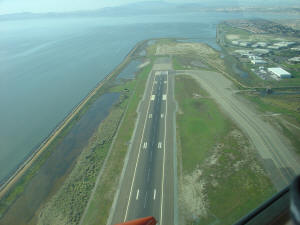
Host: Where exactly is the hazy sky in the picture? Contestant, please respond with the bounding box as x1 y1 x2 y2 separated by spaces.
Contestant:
0 0 299 15
0 0 138 14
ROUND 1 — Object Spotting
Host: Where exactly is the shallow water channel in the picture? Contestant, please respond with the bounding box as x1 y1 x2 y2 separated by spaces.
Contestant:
0 92 120 225
117 59 142 80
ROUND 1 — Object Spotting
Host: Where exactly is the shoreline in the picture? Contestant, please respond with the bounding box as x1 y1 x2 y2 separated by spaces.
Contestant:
0 39 145 200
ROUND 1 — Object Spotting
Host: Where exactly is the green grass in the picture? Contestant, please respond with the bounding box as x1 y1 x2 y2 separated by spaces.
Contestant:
80 61 153 225
175 75 275 225
175 75 227 173
242 93 300 121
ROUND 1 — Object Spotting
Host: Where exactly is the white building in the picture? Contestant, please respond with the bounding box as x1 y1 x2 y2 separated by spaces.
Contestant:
253 49 270 55
291 47 300 51
268 45 281 50
289 57 300 63
234 49 251 55
239 42 250 47
249 55 262 60
251 59 266 64
268 67 291 78
274 42 295 48
257 42 267 47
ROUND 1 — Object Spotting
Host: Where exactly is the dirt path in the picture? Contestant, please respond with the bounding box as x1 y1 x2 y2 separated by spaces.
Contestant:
178 70 300 190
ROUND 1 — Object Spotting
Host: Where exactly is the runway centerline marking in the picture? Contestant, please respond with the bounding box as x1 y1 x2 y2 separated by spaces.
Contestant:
149 114 152 119
136 189 139 200
123 71 158 222
153 189 157 200
147 169 150 182
158 142 162 149
162 94 167 101
161 113 164 118
143 142 147 149
160 73 168 225
144 192 148 209
151 95 155 101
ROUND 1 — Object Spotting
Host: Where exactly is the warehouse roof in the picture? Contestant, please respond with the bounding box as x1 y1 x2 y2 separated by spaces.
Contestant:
268 67 290 75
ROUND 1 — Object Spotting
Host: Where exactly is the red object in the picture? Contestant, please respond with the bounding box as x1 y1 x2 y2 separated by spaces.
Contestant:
114 216 157 225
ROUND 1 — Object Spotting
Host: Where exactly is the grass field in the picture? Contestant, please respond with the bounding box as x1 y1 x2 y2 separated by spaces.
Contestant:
175 75 227 173
175 75 275 225
79 61 153 225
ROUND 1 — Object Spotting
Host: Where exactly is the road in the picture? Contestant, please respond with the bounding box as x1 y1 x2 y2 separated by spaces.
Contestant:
109 67 177 225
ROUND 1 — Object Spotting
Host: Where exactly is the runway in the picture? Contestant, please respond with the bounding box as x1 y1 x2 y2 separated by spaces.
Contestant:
109 68 177 225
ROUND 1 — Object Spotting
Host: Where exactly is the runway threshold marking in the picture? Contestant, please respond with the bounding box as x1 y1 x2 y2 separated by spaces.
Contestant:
149 114 152 119
160 73 168 225
136 189 140 200
124 71 157 222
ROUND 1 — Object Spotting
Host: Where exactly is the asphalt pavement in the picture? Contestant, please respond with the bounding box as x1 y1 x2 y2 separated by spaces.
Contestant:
109 69 177 225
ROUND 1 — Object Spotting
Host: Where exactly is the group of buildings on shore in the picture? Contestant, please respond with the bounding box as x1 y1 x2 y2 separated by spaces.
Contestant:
231 40 298 80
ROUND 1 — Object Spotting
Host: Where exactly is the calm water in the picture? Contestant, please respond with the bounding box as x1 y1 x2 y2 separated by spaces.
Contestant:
0 92 119 224
0 11 297 182
117 59 142 79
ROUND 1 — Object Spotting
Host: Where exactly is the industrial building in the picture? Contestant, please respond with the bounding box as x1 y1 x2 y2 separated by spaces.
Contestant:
268 67 291 78
253 48 270 55
288 57 300 63
251 59 267 65
239 42 250 47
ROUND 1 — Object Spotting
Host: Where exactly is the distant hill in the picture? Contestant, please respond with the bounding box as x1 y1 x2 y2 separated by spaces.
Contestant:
1 1 299 21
